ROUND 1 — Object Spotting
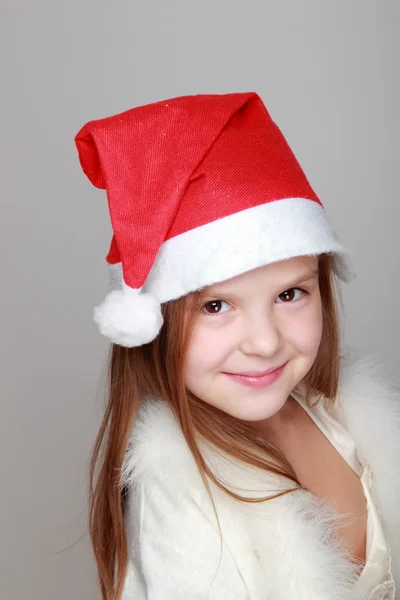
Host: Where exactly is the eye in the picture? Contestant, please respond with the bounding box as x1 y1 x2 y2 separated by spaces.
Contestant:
275 288 306 303
201 300 231 315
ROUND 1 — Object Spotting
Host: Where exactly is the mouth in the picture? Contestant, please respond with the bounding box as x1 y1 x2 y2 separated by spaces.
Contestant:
227 365 286 377
222 363 287 389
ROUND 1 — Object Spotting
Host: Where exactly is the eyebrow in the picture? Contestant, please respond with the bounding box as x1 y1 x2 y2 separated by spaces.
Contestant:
282 267 320 289
203 266 320 297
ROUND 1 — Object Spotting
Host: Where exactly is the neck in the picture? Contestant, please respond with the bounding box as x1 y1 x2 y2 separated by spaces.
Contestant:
252 394 301 442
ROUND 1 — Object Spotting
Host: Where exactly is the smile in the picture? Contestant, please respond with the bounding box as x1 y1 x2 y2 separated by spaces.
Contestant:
222 363 287 389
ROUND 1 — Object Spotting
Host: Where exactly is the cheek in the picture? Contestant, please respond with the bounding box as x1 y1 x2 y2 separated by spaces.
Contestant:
184 325 233 381
289 299 323 353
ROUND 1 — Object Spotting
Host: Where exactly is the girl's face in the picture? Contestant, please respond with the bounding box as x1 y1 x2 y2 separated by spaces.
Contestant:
183 255 323 422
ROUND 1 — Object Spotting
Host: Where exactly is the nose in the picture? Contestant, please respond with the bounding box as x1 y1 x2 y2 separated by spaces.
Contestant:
238 312 283 357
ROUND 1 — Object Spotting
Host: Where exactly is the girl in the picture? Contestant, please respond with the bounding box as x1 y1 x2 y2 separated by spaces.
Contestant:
75 92 399 600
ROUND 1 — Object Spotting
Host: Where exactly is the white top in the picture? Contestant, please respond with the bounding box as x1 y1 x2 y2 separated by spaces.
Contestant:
292 390 396 600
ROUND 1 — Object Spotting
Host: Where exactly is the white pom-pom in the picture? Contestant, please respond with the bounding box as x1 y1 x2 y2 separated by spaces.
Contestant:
93 288 164 347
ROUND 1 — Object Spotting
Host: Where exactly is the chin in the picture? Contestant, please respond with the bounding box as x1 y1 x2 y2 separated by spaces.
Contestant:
223 392 290 423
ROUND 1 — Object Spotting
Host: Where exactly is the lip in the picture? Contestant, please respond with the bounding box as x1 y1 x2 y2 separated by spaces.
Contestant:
234 366 284 377
222 363 287 389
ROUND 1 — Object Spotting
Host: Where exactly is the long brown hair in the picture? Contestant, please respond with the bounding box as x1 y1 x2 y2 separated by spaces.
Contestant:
88 253 342 599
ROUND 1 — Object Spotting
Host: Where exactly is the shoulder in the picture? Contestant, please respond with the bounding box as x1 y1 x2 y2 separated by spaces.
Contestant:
337 354 400 486
338 354 400 432
339 353 399 408
121 397 204 494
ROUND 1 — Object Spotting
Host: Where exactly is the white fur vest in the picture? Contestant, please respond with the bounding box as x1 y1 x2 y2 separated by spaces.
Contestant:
121 357 400 599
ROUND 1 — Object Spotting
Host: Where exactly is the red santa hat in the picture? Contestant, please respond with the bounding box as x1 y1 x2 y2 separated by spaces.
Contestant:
75 91 354 348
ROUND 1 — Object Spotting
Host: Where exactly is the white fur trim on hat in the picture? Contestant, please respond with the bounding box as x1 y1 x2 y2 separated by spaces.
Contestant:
142 197 355 302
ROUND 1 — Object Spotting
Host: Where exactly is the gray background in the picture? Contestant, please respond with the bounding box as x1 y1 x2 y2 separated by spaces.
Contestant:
1 1 399 599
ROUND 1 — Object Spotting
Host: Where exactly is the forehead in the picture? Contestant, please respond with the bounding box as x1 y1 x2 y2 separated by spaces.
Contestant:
203 255 319 295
